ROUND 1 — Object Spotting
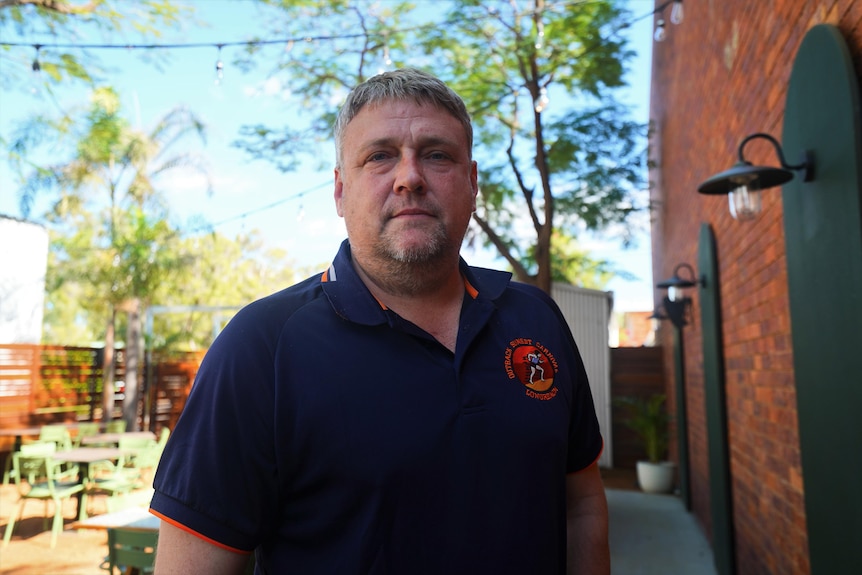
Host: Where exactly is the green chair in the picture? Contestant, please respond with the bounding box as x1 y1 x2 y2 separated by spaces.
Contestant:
106 528 157 574
105 488 155 514
84 441 139 517
105 420 127 433
116 436 160 487
38 424 73 450
37 425 77 478
3 442 71 485
84 470 137 519
2 451 86 548
73 422 101 447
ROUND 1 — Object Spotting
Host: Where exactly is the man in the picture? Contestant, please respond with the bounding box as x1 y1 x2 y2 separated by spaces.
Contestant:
151 68 609 574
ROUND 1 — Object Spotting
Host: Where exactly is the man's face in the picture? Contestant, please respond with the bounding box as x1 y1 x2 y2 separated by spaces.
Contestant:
334 100 478 266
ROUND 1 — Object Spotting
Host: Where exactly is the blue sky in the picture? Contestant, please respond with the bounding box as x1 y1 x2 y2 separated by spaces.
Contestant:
0 0 657 311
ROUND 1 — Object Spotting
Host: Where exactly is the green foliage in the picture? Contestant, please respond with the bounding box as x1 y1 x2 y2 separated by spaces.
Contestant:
145 230 303 351
231 0 647 291
614 393 671 463
0 0 192 91
521 230 616 287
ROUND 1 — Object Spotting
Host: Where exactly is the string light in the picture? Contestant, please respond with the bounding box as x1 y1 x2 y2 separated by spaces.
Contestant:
535 18 545 50
214 44 224 85
534 86 550 113
378 42 392 75
653 18 667 42
670 0 684 25
2 3 680 64
653 0 684 43
31 44 42 72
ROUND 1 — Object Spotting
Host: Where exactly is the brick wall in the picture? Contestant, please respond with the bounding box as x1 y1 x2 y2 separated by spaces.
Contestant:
650 1 862 573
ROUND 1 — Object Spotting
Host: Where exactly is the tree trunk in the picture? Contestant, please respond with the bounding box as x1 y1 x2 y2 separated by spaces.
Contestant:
101 307 116 422
123 298 142 431
535 223 553 294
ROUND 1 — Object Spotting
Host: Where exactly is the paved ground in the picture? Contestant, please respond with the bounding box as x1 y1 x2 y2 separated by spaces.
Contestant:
608 488 719 575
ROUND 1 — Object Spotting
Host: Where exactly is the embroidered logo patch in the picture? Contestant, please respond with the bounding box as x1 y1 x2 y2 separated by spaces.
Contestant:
503 338 559 401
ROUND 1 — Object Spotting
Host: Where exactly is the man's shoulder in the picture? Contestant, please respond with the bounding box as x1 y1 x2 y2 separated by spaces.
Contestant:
232 272 327 327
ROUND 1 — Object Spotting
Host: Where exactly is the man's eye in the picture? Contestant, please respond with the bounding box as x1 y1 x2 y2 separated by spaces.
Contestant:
427 152 449 161
368 152 389 162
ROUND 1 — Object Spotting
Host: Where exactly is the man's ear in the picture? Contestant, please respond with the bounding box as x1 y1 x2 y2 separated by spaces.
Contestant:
471 160 479 211
334 167 345 217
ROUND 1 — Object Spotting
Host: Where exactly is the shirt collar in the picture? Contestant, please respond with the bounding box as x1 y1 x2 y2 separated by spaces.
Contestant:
321 239 513 325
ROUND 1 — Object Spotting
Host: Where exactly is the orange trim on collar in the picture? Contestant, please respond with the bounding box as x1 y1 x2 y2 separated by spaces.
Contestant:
463 275 479 299
372 294 389 310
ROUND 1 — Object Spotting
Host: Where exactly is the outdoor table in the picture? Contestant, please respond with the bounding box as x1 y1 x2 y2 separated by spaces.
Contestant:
0 426 42 452
81 431 156 446
53 447 129 518
72 506 160 532
1 422 106 451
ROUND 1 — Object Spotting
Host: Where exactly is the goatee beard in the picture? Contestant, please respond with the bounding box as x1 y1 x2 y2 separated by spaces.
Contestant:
371 230 458 296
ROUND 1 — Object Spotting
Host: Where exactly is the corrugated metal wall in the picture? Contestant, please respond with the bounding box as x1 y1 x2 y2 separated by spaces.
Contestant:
551 282 613 468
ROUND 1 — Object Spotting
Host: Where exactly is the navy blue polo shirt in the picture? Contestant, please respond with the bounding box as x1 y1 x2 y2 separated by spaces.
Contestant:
151 239 603 574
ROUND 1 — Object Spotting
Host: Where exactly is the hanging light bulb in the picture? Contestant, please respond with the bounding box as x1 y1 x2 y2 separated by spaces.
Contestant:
654 18 667 42
534 87 550 113
214 44 224 85
535 19 545 50
670 0 684 25
31 44 42 73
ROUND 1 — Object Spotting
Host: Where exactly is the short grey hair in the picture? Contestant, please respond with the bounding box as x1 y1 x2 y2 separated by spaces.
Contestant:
334 68 473 167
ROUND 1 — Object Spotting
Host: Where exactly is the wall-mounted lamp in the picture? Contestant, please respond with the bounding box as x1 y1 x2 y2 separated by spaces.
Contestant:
653 261 702 511
697 132 816 221
655 263 704 329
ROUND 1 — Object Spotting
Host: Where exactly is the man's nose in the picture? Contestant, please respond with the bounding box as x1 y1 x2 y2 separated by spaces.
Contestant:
394 154 426 194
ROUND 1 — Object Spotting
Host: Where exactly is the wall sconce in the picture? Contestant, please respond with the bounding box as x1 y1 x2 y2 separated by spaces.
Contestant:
697 132 815 221
655 263 704 329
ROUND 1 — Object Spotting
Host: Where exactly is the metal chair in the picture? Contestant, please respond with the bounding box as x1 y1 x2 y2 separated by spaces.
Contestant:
105 420 127 433
73 422 101 447
38 424 73 450
2 451 86 548
37 424 78 478
106 528 157 574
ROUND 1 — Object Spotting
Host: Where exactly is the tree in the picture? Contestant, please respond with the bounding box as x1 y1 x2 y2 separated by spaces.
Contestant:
0 0 191 89
232 0 647 293
145 230 304 352
18 86 210 429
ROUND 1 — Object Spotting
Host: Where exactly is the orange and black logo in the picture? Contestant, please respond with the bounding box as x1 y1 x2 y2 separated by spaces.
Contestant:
503 338 559 401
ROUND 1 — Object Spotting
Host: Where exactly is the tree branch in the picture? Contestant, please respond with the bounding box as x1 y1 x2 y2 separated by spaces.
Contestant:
471 211 533 283
0 0 101 14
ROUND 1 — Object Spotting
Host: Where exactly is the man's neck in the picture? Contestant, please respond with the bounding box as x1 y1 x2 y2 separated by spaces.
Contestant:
352 256 465 352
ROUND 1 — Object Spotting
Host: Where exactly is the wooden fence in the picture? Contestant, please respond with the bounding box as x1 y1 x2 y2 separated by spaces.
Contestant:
0 344 203 452
1 343 665 469
609 346 666 469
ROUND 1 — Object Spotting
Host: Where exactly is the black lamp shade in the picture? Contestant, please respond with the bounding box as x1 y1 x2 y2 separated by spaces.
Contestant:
656 274 696 290
697 161 795 195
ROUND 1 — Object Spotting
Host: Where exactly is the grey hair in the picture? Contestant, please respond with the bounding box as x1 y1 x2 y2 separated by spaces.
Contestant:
334 68 473 167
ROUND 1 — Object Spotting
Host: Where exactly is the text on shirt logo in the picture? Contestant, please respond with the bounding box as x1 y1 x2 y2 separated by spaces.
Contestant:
503 338 559 401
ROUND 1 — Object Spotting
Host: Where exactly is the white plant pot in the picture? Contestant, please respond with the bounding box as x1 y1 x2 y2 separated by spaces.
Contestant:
636 461 676 494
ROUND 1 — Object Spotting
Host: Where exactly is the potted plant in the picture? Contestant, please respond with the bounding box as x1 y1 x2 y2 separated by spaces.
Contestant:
614 393 675 494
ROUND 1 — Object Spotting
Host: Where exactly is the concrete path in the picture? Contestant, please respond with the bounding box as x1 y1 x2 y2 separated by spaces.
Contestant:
607 488 719 575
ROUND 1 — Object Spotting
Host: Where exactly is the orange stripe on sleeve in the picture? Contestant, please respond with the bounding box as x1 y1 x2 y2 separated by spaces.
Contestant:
149 509 251 556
